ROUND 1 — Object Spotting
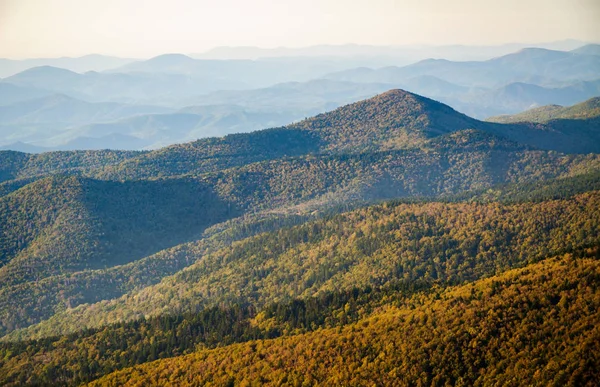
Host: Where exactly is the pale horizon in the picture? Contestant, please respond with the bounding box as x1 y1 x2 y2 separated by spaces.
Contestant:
1 0 599 59
1 39 597 61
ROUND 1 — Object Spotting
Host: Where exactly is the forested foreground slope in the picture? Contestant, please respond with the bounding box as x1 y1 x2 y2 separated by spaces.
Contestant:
88 252 600 387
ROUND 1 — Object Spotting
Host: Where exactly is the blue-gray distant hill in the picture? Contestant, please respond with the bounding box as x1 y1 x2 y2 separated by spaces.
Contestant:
324 48 600 88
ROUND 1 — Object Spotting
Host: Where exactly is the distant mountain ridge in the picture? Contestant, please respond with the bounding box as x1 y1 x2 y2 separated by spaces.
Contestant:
324 48 600 88
2 45 599 152
488 97 600 123
0 54 135 78
0 94 172 124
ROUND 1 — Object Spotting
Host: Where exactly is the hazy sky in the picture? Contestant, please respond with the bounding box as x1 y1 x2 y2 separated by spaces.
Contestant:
1 0 599 58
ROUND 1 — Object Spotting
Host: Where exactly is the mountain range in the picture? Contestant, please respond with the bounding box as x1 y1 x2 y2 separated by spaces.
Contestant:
1 45 599 151
0 86 599 385
323 47 600 87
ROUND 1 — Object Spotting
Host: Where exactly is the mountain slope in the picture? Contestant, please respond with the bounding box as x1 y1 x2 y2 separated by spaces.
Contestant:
0 176 237 286
1 130 598 337
290 88 483 152
1 89 599 340
7 190 599 341
0 149 143 185
89 251 600 387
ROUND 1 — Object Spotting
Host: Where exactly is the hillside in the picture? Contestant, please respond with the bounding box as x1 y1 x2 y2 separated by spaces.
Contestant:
1 131 597 337
80 251 600 386
0 90 600 338
0 199 598 385
0 176 237 285
6 190 599 341
0 149 142 185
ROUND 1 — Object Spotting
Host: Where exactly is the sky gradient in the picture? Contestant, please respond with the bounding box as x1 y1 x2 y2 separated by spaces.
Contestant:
1 0 599 58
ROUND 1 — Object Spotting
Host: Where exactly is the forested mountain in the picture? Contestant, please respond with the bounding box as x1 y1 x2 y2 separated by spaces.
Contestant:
0 176 237 283
0 87 599 385
43 90 599 182
87 251 600 387
2 246 599 385
0 149 142 184
5 189 599 341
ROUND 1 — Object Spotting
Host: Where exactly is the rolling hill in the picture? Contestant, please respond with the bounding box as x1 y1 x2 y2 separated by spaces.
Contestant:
0 176 237 284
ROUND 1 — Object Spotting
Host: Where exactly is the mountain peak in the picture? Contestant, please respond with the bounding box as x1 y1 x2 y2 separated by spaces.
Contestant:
146 53 196 64
290 88 482 152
